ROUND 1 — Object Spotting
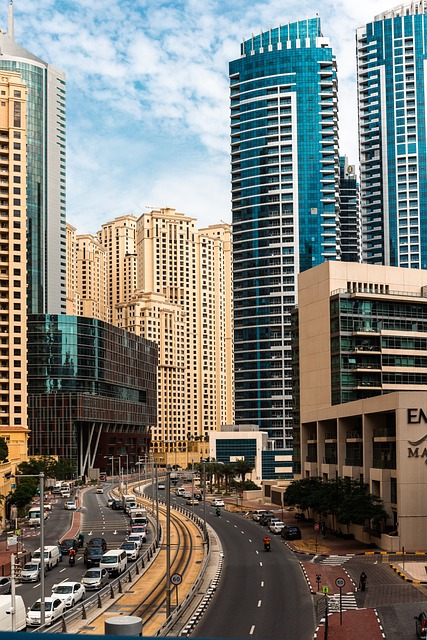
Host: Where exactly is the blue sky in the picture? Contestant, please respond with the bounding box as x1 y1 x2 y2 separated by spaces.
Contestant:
9 0 387 234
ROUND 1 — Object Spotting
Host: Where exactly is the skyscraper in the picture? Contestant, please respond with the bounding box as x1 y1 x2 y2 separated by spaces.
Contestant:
230 19 340 448
0 2 66 314
339 156 362 263
357 2 427 268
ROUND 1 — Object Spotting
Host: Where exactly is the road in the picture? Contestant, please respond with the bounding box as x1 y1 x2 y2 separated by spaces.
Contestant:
15 484 139 610
169 492 315 639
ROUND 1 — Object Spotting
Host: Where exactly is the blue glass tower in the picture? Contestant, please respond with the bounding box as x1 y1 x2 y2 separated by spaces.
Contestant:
357 3 427 268
230 19 340 448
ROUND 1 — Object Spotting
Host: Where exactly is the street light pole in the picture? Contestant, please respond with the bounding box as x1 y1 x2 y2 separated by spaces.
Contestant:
202 460 207 543
166 466 171 618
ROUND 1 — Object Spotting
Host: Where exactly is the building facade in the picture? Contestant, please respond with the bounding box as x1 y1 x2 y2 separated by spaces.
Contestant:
357 2 427 268
230 18 340 449
339 157 362 263
0 3 66 314
27 315 157 477
294 261 427 549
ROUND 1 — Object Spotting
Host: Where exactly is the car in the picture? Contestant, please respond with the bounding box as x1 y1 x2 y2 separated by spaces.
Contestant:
130 525 147 537
20 561 46 583
120 541 139 561
281 525 302 541
81 567 109 591
84 538 108 567
252 510 270 522
158 483 165 490
175 488 186 496
0 577 11 594
96 486 103 494
111 499 124 510
43 502 52 511
51 580 86 608
60 490 71 498
212 499 225 507
269 521 285 534
193 493 202 500
415 612 427 639
26 597 65 626
59 538 78 555
183 491 192 499
107 498 115 508
87 537 107 552
126 533 146 549
64 501 77 510
186 498 199 505
260 514 279 526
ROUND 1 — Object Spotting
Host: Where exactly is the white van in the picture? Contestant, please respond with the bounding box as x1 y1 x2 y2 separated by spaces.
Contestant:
0 594 26 631
32 545 60 570
28 507 48 527
100 549 127 577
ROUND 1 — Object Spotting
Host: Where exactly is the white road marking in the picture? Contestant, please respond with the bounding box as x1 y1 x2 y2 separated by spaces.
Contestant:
60 568 66 572
32 584 40 589
261 581 264 587
259 561 263 567
234 524 237 528
241 531 245 534
249 539 252 543
258 600 262 607
255 550 259 555
249 626 255 635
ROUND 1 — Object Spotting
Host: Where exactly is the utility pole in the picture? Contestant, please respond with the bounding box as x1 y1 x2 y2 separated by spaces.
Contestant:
166 466 171 618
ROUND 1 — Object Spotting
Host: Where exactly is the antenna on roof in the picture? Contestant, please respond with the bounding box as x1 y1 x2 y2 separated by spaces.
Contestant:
8 0 14 41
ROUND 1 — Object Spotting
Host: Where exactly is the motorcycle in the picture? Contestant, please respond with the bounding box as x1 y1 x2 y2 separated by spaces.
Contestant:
69 553 76 566
216 508 221 517
263 540 271 552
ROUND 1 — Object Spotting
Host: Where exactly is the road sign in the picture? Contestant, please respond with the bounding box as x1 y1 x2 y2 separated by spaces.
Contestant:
314 523 320 531
322 586 329 594
171 573 182 586
7 536 17 547
14 529 20 535
335 577 345 588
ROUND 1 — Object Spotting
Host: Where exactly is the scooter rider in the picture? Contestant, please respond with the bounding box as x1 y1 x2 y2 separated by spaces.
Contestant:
69 547 76 565
263 535 271 550
216 507 221 516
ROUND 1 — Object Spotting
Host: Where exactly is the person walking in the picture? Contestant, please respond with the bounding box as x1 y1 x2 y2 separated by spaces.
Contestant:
359 571 368 591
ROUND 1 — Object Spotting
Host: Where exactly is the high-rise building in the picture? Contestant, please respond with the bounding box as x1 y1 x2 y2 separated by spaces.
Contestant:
0 2 66 314
230 19 340 448
357 2 427 268
0 70 27 429
115 208 234 453
339 157 362 263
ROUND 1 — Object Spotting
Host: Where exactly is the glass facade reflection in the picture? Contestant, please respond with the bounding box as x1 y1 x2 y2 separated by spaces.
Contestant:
27 315 158 476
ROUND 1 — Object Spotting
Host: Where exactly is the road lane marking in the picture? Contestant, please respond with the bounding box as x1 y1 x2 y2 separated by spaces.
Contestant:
249 626 255 635
258 600 262 607
249 539 252 542
259 561 263 566
60 568 66 572
241 531 245 534
255 550 259 555
234 524 237 528
261 581 264 587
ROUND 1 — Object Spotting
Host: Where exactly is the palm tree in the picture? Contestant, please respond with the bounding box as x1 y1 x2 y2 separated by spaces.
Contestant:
222 463 235 494
233 458 254 486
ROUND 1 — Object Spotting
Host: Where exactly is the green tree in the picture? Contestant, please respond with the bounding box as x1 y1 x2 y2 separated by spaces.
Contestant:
233 458 254 485
11 479 38 510
17 456 57 478
0 437 8 462
53 458 76 481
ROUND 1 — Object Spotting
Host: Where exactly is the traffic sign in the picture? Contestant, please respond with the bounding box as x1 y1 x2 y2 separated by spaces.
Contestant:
14 529 20 535
171 573 182 586
314 523 320 531
335 577 345 588
322 586 329 594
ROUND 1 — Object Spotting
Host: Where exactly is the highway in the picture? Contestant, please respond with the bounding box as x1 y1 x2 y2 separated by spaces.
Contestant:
171 493 315 640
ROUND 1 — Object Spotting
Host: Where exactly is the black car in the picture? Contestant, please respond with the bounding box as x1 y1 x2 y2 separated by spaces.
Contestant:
193 493 202 501
87 537 107 551
281 525 302 541
111 499 124 510
84 546 104 567
59 538 78 555
259 512 275 526
415 612 427 639
0 577 11 594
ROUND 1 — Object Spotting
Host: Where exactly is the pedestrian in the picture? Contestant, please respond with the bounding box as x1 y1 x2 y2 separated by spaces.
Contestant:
359 571 367 591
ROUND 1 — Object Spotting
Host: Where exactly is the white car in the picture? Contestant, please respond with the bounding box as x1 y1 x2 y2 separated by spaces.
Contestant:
120 541 139 561
212 498 225 507
51 581 86 608
26 597 65 626
157 483 165 490
126 533 145 549
269 521 285 534
64 501 77 510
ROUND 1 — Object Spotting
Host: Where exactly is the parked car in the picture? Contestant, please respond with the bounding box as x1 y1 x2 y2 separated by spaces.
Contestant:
0 577 11 595
415 612 427 639
64 501 77 510
281 525 302 541
26 597 65 627
259 513 277 526
252 510 270 522
51 581 85 608
261 515 281 527
120 541 139 561
81 567 109 591
212 499 225 507
59 538 78 555
269 521 285 534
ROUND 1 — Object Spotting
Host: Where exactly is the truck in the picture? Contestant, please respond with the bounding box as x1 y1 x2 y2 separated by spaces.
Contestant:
28 507 48 527
122 494 137 513
0 594 26 631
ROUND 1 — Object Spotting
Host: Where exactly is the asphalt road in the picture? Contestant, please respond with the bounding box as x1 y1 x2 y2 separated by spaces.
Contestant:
172 494 315 640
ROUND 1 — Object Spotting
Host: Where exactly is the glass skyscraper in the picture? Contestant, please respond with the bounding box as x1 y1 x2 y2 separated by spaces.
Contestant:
230 19 340 448
357 2 427 268
0 4 66 314
339 156 362 263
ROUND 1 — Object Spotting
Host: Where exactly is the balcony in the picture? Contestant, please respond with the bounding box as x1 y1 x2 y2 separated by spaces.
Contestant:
345 458 363 466
345 431 362 440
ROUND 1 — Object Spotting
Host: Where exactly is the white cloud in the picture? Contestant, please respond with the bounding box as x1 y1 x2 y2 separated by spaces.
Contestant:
7 0 394 233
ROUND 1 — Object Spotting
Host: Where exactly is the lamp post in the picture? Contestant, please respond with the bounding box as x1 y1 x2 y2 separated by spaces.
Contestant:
104 456 122 494
165 466 171 617
120 454 129 493
201 459 207 543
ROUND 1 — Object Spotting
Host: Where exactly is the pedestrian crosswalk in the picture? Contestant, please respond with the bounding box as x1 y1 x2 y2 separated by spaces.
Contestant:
327 593 358 612
319 554 353 566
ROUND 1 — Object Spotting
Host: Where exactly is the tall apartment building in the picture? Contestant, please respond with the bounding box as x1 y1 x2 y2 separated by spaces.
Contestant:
0 71 27 429
115 208 234 453
339 157 362 263
0 2 66 314
230 19 340 448
357 2 427 268
97 215 138 321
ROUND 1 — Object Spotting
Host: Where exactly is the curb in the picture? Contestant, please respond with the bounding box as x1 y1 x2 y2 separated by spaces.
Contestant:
389 563 427 584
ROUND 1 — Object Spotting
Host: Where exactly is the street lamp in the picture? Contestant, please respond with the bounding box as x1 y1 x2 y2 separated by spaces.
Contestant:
104 456 122 495
119 454 129 493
